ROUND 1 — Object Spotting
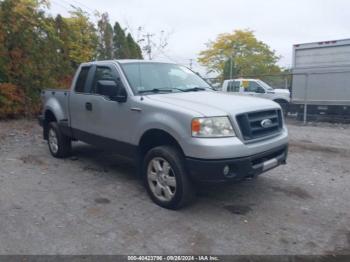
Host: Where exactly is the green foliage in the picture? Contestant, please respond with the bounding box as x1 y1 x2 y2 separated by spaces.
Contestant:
0 83 25 119
112 22 129 59
0 0 143 118
0 0 98 117
96 12 113 60
198 29 281 79
126 33 143 59
64 7 98 68
111 22 143 59
0 0 58 115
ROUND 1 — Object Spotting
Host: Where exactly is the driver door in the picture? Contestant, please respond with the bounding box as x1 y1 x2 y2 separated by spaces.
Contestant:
243 80 266 98
84 64 133 145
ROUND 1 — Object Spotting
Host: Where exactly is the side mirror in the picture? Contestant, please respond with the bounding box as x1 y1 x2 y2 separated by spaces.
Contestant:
256 88 266 94
112 85 127 103
97 80 127 103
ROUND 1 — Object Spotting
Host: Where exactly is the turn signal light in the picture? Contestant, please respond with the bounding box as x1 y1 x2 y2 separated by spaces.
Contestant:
191 119 201 134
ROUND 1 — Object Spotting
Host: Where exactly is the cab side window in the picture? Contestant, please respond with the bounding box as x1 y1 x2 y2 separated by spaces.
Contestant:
227 81 240 92
244 81 264 93
91 66 116 95
74 66 90 93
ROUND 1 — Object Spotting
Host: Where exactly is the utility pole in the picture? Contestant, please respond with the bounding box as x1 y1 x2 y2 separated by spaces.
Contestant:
143 33 154 60
230 43 235 79
230 55 233 79
189 59 193 69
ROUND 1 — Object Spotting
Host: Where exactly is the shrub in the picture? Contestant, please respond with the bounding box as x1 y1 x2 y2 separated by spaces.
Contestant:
0 83 25 119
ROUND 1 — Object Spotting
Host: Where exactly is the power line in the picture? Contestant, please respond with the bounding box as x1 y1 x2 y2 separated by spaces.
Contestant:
70 0 96 13
156 49 191 66
55 0 96 18
51 0 72 12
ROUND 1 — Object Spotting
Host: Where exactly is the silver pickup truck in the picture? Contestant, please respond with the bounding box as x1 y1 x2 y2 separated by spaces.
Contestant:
39 60 288 209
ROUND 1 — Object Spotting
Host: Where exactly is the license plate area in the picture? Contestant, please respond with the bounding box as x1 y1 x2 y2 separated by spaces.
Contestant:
262 158 278 171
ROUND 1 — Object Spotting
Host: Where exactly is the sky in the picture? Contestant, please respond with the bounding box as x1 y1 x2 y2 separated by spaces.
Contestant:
50 0 350 76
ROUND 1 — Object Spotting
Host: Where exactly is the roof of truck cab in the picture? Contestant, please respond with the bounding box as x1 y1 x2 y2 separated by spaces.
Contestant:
83 59 175 65
225 78 259 81
117 59 171 64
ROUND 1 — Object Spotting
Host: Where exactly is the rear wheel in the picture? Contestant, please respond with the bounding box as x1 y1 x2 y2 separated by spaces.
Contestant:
143 146 194 209
47 122 71 158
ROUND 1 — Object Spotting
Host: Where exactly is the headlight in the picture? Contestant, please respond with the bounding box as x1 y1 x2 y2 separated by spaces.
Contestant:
191 116 235 137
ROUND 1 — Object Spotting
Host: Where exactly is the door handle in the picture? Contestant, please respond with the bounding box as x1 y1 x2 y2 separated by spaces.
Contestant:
85 102 92 111
130 107 142 112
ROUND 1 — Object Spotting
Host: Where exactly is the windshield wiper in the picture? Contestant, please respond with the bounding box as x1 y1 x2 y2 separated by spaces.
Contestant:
138 88 173 94
138 87 207 94
180 87 207 92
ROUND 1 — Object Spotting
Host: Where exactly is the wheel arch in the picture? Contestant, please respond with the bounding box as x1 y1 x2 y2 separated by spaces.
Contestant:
43 109 57 139
273 98 289 104
138 129 185 158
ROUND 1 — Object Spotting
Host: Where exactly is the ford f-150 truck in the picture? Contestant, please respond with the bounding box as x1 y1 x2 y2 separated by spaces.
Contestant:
39 60 288 209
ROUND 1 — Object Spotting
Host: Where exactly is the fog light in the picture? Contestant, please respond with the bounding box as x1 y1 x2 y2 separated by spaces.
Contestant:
223 165 230 176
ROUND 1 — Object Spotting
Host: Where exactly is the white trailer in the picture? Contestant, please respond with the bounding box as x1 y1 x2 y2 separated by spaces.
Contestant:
291 38 350 122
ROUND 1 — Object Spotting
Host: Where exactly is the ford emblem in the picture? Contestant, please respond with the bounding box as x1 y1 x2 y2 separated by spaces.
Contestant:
261 119 272 128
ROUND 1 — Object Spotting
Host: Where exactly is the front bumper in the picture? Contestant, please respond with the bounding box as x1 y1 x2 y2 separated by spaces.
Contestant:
186 144 288 183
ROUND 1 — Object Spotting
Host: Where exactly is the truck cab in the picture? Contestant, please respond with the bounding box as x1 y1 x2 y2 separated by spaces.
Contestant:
222 78 290 113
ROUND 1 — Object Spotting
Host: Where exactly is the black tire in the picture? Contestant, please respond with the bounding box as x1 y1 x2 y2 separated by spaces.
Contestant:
47 122 71 158
142 145 194 209
276 101 289 116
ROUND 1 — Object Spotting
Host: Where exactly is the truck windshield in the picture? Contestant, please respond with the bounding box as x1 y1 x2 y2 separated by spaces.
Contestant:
120 62 211 94
257 80 274 91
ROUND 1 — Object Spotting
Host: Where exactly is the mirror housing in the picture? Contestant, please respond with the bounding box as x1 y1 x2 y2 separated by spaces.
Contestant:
97 80 127 103
111 85 127 103
256 88 266 94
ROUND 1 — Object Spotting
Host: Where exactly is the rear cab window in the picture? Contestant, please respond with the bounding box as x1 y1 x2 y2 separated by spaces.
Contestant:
228 81 240 92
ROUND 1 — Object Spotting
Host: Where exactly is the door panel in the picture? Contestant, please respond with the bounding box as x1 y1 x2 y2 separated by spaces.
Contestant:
83 64 136 145
70 65 96 133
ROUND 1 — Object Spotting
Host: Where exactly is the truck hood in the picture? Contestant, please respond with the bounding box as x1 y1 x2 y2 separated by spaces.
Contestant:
274 89 290 95
147 91 280 117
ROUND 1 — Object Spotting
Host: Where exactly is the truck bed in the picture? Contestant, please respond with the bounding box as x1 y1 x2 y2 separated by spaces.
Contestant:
41 89 70 121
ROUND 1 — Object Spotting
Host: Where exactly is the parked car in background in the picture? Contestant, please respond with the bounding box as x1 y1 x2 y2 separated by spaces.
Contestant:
222 78 290 113
39 60 288 209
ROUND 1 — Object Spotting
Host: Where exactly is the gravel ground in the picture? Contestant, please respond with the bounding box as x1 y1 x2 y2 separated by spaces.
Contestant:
0 119 349 255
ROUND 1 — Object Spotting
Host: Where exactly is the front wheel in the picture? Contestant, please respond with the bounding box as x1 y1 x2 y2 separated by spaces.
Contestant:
142 146 194 209
276 101 289 116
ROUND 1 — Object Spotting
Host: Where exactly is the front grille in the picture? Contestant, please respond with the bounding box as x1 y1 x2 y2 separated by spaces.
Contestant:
236 109 283 140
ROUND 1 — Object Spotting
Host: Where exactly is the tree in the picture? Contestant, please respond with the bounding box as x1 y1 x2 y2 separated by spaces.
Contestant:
53 14 74 87
0 0 58 115
63 8 98 68
0 1 144 119
198 29 281 79
126 33 143 59
113 22 129 59
0 1 98 117
96 12 113 60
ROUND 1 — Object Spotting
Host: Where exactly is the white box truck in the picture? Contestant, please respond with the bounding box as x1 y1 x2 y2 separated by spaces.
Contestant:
291 38 350 121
